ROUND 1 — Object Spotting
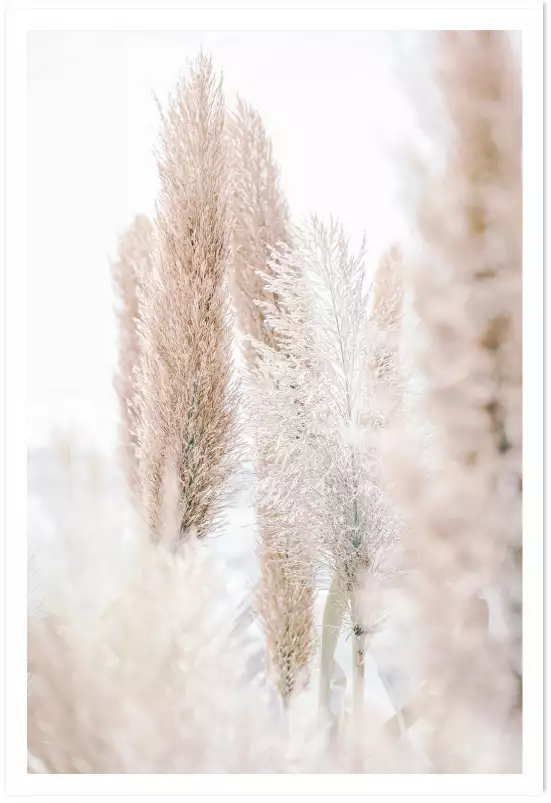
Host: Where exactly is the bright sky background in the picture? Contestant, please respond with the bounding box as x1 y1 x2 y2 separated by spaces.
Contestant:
27 31 420 451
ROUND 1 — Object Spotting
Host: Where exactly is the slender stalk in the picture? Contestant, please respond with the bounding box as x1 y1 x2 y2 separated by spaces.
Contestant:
352 629 365 727
350 585 366 730
230 99 315 706
318 575 347 721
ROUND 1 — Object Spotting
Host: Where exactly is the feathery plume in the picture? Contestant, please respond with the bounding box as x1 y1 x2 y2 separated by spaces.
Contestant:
391 31 522 771
112 214 154 496
254 518 316 705
370 244 404 331
252 219 398 722
136 53 238 544
28 537 278 773
228 97 291 366
368 243 405 426
228 99 316 705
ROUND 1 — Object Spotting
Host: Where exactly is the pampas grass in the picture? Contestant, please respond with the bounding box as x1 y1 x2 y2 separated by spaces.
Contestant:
385 30 522 772
112 214 154 497
250 219 399 725
28 534 275 773
229 96 291 366
228 97 316 706
136 53 239 544
28 33 523 776
27 441 404 774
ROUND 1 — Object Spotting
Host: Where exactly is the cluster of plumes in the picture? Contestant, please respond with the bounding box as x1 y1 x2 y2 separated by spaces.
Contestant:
385 31 522 772
27 445 414 774
135 53 239 544
27 489 289 773
28 32 523 775
249 220 402 727
251 220 398 623
27 550 416 774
